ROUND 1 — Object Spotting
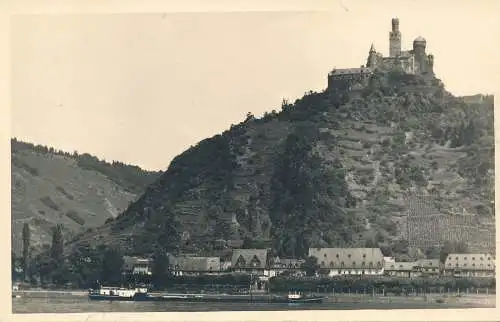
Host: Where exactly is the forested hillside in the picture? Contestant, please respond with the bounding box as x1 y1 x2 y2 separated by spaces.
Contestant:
11 139 162 255
66 71 494 259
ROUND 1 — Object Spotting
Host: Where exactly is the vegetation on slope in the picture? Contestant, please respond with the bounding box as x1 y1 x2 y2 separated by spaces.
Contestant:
11 138 162 255
66 71 494 261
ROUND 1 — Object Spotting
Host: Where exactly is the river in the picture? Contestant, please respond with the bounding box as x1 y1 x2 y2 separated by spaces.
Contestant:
12 293 495 314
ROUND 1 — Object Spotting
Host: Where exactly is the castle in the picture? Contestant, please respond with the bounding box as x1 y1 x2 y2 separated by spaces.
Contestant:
366 18 434 76
328 18 435 88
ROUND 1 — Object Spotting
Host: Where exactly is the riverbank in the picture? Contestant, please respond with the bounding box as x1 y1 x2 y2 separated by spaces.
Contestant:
12 289 495 307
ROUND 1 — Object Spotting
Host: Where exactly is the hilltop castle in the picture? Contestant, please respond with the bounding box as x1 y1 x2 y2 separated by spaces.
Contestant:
366 18 434 76
328 18 435 89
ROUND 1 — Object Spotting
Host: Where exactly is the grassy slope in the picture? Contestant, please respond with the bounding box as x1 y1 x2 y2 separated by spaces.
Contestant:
11 140 161 255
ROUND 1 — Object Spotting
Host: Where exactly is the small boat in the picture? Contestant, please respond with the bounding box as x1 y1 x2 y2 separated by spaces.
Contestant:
287 291 325 304
88 286 151 301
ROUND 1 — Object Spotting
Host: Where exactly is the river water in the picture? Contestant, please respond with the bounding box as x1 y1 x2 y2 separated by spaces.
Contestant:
12 295 494 314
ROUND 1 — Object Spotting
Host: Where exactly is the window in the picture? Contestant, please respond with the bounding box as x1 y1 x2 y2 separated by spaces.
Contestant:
348 254 352 259
488 257 491 260
472 257 475 260
336 254 340 259
353 261 356 267
362 254 366 259
362 261 366 267
464 257 467 260
455 263 459 267
472 263 475 267
480 257 484 260
455 257 459 260
324 253 327 258
321 261 325 267
340 261 345 267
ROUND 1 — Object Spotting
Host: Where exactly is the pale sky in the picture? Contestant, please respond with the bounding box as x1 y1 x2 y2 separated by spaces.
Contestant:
9 1 500 170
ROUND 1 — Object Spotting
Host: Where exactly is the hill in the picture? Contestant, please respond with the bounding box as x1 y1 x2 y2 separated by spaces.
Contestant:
11 139 162 255
65 71 495 259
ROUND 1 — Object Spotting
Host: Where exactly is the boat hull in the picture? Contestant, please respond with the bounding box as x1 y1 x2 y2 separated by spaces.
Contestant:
88 293 325 303
88 293 151 302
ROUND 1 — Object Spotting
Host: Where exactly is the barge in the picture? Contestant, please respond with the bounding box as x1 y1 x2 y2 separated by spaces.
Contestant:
88 286 326 304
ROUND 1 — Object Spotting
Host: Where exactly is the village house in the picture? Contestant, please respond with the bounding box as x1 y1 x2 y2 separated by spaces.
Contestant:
384 261 420 278
443 253 495 278
308 247 385 276
231 248 269 276
122 256 152 276
415 259 441 276
169 255 221 276
268 257 305 277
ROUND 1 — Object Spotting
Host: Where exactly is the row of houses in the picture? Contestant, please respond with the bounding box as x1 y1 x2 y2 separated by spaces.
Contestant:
122 248 496 279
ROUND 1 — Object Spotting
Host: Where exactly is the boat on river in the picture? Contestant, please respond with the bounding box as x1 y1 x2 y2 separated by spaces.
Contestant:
286 291 325 304
88 286 151 301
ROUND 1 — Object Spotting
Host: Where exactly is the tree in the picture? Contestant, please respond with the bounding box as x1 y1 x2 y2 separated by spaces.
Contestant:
100 246 124 286
49 224 68 285
151 248 170 290
301 256 319 277
12 251 19 281
440 241 468 263
50 224 64 263
22 223 30 281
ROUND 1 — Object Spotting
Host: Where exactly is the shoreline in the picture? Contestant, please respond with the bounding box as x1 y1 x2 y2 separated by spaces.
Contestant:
12 290 495 307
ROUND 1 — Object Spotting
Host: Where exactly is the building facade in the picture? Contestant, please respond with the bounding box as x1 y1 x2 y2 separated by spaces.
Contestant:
169 256 221 276
443 253 495 277
231 248 270 276
122 256 152 276
308 248 385 276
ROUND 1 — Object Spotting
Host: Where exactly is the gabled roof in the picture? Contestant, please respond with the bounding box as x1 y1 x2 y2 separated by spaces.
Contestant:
170 256 221 272
309 248 384 269
231 249 269 269
384 261 418 271
415 259 440 268
444 253 495 271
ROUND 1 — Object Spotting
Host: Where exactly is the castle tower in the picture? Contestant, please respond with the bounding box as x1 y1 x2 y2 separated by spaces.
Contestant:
413 36 427 74
427 54 435 76
389 18 401 57
366 43 377 68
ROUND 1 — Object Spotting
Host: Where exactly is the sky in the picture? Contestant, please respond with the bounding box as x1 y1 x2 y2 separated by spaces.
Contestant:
9 0 500 171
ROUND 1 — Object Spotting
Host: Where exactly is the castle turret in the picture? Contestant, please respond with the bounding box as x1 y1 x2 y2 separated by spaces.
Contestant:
389 18 401 57
366 43 377 68
413 36 427 74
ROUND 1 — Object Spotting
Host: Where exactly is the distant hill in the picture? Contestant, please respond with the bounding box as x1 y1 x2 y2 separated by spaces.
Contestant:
11 139 162 255
66 71 494 259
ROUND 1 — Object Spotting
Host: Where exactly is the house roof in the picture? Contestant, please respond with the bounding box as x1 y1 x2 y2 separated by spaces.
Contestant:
170 256 221 272
270 257 305 268
384 261 418 271
122 256 151 268
231 249 269 269
309 248 384 269
444 253 495 271
416 259 440 268
329 67 373 76
414 36 426 43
